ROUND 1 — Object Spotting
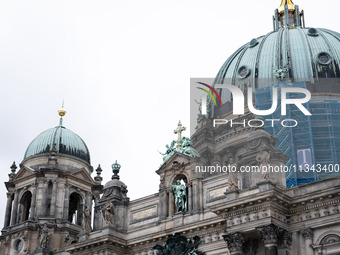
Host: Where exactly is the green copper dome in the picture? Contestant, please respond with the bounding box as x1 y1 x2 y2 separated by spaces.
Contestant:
24 125 91 164
213 1 340 105
215 27 340 104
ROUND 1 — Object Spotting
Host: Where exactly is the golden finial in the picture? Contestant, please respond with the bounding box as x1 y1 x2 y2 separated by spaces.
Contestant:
278 0 296 13
58 100 66 117
58 101 66 126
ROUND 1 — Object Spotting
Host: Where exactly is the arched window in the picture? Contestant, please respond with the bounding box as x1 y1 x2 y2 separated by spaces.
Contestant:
19 191 32 222
320 234 340 245
68 193 83 226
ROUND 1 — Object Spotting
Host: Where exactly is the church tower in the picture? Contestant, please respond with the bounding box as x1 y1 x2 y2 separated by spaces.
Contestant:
0 107 102 255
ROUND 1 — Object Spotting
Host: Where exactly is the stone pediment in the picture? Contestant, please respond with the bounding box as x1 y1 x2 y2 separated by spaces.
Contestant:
158 152 192 172
14 166 36 181
69 168 96 184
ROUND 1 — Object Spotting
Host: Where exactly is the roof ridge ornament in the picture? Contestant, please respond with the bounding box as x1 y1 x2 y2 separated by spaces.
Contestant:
174 120 186 147
111 160 121 180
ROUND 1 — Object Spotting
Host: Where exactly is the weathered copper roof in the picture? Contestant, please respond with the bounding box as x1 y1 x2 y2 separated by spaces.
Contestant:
24 125 91 164
214 27 340 104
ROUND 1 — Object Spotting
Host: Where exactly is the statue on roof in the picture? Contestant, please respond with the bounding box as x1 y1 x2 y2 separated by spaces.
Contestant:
159 140 177 162
159 122 200 164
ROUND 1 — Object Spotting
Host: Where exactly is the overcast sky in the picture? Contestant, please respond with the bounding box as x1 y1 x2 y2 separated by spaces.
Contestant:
0 0 339 227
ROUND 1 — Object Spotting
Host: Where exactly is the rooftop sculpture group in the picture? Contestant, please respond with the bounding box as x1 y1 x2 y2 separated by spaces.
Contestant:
159 121 200 164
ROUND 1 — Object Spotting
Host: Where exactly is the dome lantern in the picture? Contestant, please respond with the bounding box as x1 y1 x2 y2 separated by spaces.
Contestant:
273 0 305 30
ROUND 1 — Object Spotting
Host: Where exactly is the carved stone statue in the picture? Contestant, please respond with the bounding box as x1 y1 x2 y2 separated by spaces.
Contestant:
226 158 239 190
256 150 271 180
103 200 114 224
84 207 92 232
38 223 49 249
171 180 187 213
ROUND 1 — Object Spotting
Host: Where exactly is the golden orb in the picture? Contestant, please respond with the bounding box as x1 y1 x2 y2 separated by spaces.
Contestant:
58 107 67 117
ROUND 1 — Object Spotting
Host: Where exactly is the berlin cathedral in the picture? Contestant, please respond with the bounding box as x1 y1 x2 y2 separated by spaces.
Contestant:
2 1 340 254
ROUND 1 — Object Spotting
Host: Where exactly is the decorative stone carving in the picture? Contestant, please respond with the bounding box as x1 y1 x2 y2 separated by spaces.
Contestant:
320 234 340 245
282 230 292 248
38 223 49 249
301 228 314 240
103 200 114 224
256 150 271 180
256 224 282 245
84 207 92 232
63 232 70 243
153 233 204 255
246 138 262 150
256 224 291 247
3 235 11 246
223 232 245 253
9 161 17 181
226 157 238 191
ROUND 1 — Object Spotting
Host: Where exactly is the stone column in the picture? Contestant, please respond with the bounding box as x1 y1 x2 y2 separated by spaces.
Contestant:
30 184 37 220
168 189 174 216
256 224 282 255
223 232 245 255
301 228 314 255
85 192 92 209
10 191 19 225
41 181 49 216
63 184 71 220
50 179 58 216
35 181 44 217
4 193 13 227
188 183 192 214
192 179 203 213
159 189 168 220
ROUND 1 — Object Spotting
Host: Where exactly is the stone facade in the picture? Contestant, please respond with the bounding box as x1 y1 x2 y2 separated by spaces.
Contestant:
1 113 340 255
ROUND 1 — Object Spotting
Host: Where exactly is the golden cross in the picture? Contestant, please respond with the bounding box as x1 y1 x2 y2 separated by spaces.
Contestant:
174 121 186 146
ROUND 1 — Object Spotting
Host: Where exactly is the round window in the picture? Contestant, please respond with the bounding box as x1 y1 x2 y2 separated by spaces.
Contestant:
249 38 259 48
315 52 332 65
308 28 319 36
238 66 251 79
